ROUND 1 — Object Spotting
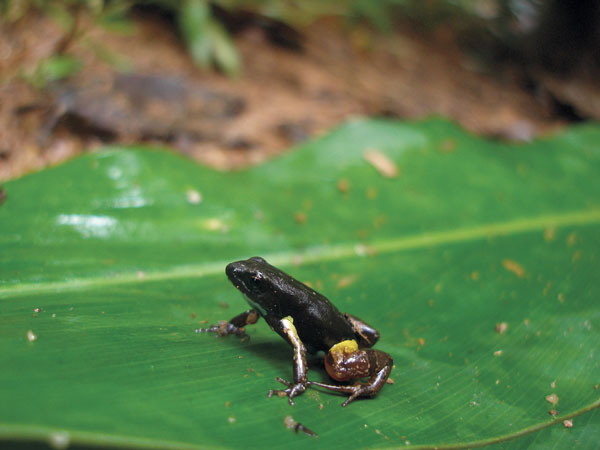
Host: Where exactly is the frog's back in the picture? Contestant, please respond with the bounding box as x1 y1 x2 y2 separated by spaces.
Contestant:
253 267 356 352
276 283 356 351
226 258 355 353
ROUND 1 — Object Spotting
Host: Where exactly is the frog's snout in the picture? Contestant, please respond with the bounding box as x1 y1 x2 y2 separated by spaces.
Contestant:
225 261 242 283
226 260 252 290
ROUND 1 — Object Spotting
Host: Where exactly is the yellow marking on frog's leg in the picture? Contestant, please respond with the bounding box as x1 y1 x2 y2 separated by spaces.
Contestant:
329 339 358 355
267 316 308 406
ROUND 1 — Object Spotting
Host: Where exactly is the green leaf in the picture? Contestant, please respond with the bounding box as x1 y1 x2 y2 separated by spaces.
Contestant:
1 118 599 449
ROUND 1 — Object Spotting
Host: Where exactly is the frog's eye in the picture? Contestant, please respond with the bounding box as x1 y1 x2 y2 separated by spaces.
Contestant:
251 272 264 282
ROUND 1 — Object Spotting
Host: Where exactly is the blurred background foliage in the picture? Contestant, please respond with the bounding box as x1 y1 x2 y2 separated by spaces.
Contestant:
2 0 598 81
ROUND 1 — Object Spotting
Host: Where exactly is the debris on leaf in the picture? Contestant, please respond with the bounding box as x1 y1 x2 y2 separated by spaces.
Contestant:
563 419 573 428
284 415 317 437
438 138 456 153
354 243 376 256
502 259 525 278
363 149 399 178
493 350 503 356
337 178 350 193
294 212 307 224
545 393 559 405
336 274 357 289
49 431 70 450
365 186 378 199
548 409 558 416
27 330 37 342
543 227 556 241
186 189 202 204
495 322 508 334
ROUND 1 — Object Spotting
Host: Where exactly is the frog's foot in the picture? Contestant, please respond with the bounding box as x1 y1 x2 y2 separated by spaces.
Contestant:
307 380 376 407
267 377 306 406
195 321 248 339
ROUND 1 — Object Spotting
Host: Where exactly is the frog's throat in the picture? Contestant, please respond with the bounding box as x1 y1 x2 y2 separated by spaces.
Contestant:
243 293 267 316
329 339 358 355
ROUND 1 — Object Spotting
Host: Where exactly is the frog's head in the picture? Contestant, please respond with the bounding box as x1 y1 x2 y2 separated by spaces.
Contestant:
225 256 275 300
226 256 313 314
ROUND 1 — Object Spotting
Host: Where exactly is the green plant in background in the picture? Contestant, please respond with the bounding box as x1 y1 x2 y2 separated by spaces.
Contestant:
3 0 586 78
1 0 134 87
1 118 599 448
177 0 241 76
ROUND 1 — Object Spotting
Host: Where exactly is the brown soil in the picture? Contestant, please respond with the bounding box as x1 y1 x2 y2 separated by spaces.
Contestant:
0 11 571 181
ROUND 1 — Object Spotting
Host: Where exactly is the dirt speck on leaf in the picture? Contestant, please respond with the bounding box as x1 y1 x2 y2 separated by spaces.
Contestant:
544 227 556 241
438 138 456 153
337 178 350 194
284 415 317 437
186 189 202 204
363 149 399 178
546 393 559 405
294 211 307 224
26 330 37 342
495 322 508 334
502 259 525 278
337 274 358 289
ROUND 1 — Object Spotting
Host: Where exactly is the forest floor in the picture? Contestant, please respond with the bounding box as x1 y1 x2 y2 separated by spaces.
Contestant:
0 10 583 181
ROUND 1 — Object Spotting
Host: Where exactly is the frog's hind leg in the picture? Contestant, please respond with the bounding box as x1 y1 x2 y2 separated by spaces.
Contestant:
344 313 380 347
267 316 308 406
309 347 393 407
196 309 260 338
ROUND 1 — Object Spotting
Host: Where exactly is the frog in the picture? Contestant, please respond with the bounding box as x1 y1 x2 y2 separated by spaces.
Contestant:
196 256 393 407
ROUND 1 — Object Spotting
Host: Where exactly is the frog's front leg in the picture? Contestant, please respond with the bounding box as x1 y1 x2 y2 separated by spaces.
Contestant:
308 340 393 407
195 309 260 338
267 316 308 406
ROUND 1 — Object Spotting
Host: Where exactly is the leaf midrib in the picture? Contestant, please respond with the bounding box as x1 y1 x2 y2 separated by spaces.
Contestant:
2 208 599 299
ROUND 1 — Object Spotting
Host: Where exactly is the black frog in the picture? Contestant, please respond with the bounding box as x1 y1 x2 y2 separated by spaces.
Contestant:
197 257 393 407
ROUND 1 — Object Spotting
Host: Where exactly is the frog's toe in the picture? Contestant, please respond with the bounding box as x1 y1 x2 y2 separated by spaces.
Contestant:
274 377 291 387
267 388 295 405
195 321 248 339
267 379 306 406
